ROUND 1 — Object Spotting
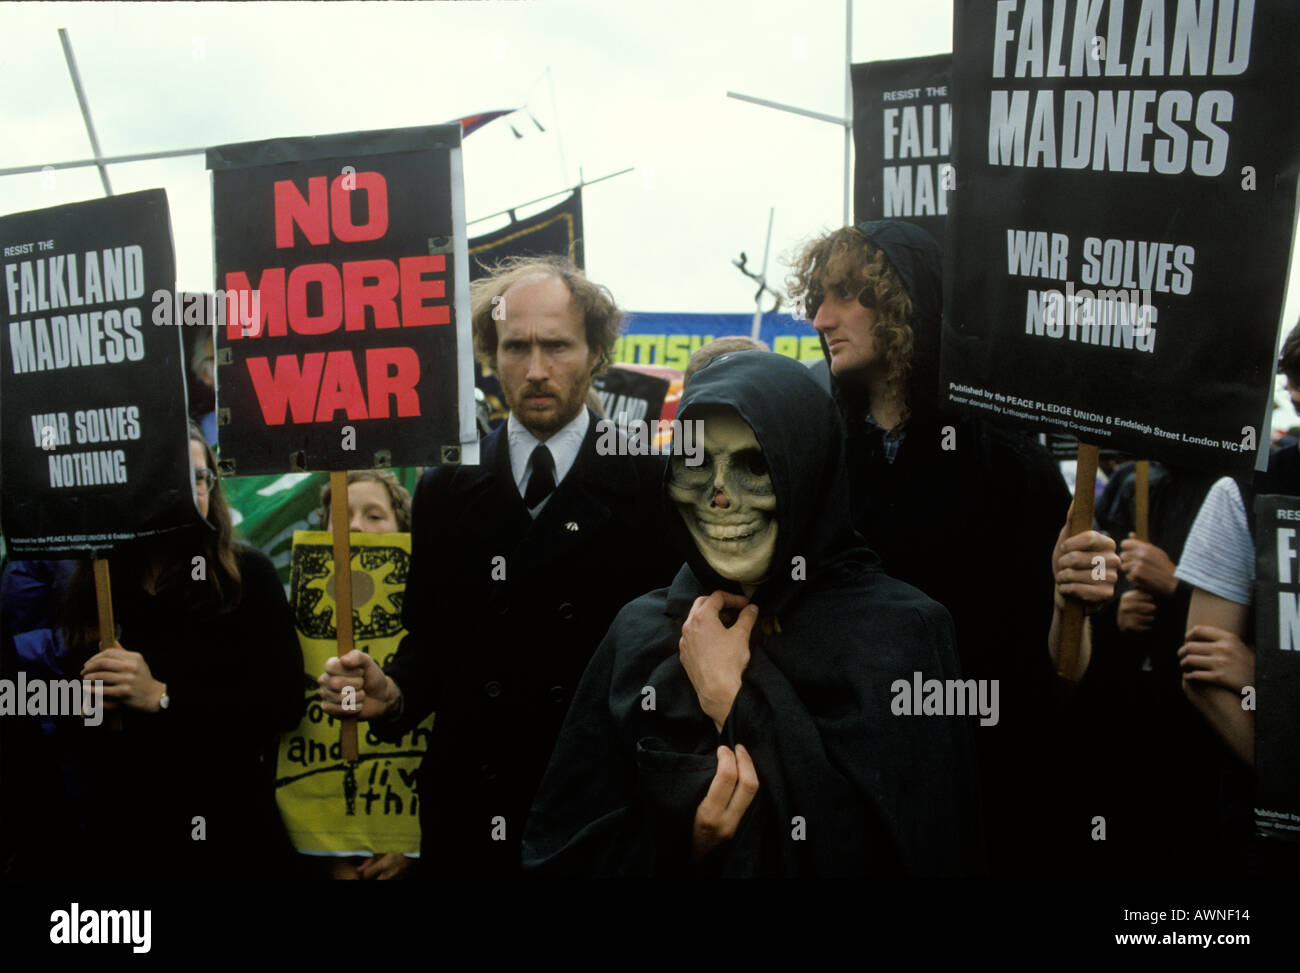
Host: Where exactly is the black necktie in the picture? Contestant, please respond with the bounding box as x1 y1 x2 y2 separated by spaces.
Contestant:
524 444 556 508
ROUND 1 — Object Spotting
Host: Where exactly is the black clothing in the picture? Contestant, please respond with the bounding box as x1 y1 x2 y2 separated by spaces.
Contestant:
827 221 1072 875
77 543 303 880
1070 462 1231 876
0 558 80 879
373 408 678 877
523 352 981 877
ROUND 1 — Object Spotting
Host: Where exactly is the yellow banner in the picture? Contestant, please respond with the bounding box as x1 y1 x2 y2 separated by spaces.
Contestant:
275 530 432 855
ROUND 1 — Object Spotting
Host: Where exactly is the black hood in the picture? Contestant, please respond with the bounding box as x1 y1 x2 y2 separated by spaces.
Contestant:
665 350 875 616
822 219 945 426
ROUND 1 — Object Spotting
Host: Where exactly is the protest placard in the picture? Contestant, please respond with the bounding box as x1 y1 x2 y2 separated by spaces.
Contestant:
940 0 1300 473
276 530 431 855
852 53 953 238
593 365 671 430
207 123 476 476
1252 492 1300 843
210 124 476 758
1 190 196 556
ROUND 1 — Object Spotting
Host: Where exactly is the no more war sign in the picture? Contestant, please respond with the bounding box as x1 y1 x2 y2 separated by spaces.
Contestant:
208 124 475 475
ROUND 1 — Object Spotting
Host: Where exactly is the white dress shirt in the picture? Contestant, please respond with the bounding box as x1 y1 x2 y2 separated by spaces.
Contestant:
507 407 590 516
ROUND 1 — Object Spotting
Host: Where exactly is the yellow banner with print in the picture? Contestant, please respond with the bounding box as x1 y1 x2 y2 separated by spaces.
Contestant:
275 530 432 855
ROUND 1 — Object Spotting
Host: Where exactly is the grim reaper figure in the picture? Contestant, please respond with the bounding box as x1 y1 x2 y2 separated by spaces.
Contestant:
522 351 982 876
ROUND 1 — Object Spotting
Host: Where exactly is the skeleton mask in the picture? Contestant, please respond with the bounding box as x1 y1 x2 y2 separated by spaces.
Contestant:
667 409 777 586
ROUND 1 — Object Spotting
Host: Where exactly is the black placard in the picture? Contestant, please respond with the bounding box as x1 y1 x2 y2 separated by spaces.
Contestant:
592 365 671 428
940 0 1300 472
0 190 196 557
208 124 467 475
852 53 953 239
1253 492 1300 842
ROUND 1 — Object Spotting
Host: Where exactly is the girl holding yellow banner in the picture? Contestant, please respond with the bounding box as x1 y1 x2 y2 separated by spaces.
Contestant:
277 471 427 880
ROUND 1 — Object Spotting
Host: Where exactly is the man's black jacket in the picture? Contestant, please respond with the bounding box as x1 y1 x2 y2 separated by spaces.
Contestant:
372 408 678 876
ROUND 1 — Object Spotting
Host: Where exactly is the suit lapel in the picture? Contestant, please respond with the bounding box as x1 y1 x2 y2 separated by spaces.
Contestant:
455 425 532 538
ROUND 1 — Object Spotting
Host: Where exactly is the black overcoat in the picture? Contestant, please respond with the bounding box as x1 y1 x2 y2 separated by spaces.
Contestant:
372 408 678 876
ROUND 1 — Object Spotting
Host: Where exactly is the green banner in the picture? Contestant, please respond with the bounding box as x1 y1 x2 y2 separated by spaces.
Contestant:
223 468 424 588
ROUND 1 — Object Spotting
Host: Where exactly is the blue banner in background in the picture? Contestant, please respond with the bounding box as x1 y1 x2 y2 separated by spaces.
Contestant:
614 312 821 371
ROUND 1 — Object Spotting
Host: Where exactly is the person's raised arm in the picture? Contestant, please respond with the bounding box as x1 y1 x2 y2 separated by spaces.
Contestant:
1179 587 1253 765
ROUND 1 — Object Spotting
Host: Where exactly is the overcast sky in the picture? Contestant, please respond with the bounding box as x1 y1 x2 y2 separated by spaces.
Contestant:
0 0 955 312
1 0 1296 366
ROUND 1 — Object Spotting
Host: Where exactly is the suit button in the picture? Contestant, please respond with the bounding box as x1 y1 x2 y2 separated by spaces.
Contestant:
549 685 566 704
484 681 502 698
557 602 575 619
480 763 497 782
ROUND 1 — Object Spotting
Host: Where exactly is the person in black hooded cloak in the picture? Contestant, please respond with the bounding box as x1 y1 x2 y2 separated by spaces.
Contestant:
787 220 1118 876
521 351 983 877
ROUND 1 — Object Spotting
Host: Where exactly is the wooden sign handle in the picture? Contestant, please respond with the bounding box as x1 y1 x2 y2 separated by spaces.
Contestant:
331 471 360 762
1057 443 1099 681
91 556 123 731
1134 460 1150 542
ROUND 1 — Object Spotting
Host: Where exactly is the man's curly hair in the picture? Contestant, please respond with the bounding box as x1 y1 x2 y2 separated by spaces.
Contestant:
786 227 916 420
470 254 623 376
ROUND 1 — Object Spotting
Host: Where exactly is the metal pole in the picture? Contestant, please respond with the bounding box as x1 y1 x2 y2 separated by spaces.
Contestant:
0 146 209 178
466 167 633 225
751 207 774 341
844 0 853 225
725 91 849 127
58 28 112 196
546 66 569 187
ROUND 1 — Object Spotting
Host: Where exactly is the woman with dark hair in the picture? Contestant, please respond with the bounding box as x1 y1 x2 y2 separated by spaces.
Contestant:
60 422 304 879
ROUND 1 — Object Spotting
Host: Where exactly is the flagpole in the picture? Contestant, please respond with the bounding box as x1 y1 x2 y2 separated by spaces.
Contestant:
844 0 853 225
58 28 112 196
751 207 775 341
546 66 569 187
466 167 634 226
0 108 519 179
